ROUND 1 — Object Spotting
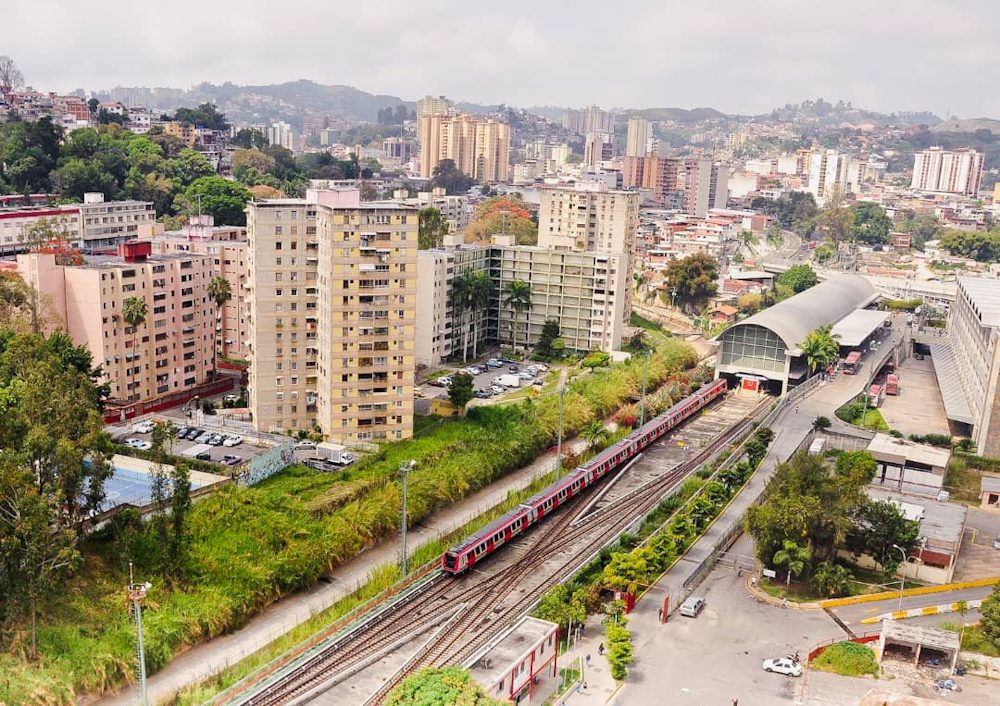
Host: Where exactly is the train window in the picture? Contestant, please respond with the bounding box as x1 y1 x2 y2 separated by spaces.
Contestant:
443 553 456 567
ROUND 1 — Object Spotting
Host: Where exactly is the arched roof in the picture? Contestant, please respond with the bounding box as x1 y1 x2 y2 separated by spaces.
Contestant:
720 274 878 352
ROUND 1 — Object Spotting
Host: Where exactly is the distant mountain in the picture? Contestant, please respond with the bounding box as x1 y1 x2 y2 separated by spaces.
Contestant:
930 117 1000 134
623 107 727 123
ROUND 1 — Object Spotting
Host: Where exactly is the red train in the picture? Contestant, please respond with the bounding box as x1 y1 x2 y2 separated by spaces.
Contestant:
441 378 728 574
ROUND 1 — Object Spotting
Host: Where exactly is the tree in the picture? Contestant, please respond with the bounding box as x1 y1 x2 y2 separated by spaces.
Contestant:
177 176 252 226
851 202 892 245
664 253 718 312
534 319 561 360
980 582 1000 649
798 325 840 374
232 128 268 150
167 462 192 580
503 279 532 350
847 498 920 575
386 667 506 706
816 188 856 245
122 295 148 402
97 108 127 126
172 103 229 131
0 118 63 194
448 372 475 408
535 583 586 630
581 419 608 450
430 158 476 195
466 196 537 245
901 212 941 250
773 539 811 588
812 415 832 431
451 273 473 362
0 55 25 90
206 276 232 374
468 272 491 359
418 207 448 250
939 229 1000 262
775 264 818 294
813 561 853 598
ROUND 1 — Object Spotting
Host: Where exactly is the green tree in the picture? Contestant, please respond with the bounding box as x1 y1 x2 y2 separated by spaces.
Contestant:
417 207 449 249
0 117 62 194
167 462 192 580
535 583 586 630
847 498 920 575
172 103 229 131
430 158 476 195
206 276 232 374
900 211 941 250
773 539 812 588
813 561 853 598
851 202 892 245
664 253 718 312
581 419 609 450
812 415 832 431
980 582 1000 648
386 667 506 706
502 279 532 350
816 188 856 245
602 547 653 595
451 272 474 362
775 264 819 293
752 192 818 235
534 319 561 360
232 127 268 149
177 176 252 226
54 156 118 200
939 229 1000 262
798 324 840 373
468 272 491 359
122 295 148 402
448 372 475 409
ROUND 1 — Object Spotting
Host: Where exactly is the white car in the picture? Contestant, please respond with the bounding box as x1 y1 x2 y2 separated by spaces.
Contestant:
223 435 243 447
132 420 155 434
124 437 142 448
762 658 803 677
134 440 153 451
295 440 317 450
994 534 1000 550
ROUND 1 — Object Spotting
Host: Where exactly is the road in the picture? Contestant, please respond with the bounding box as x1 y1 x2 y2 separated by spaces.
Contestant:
830 585 993 630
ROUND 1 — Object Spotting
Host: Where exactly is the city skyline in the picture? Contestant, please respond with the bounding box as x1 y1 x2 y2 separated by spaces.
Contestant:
6 0 999 119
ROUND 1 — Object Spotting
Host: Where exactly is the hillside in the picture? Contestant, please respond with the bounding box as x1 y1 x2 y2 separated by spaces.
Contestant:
931 117 1000 134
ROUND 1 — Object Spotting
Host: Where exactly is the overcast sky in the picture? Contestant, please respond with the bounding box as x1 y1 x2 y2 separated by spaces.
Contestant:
7 0 998 118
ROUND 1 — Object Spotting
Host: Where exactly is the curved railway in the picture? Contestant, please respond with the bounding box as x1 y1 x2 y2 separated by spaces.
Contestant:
225 388 769 706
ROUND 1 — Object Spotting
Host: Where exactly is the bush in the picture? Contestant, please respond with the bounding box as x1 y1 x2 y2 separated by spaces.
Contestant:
908 433 952 448
604 617 634 681
813 561 853 598
812 641 879 676
981 582 1000 649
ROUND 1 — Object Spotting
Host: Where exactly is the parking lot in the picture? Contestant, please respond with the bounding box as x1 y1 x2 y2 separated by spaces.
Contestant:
878 353 950 438
417 357 554 404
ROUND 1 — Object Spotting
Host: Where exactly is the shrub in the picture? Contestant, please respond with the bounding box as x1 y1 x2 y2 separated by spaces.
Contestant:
813 561 853 598
812 641 879 676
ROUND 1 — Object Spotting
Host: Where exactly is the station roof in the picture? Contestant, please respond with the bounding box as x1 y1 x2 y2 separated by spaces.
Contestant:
928 341 975 425
981 476 1000 494
830 309 890 348
466 616 556 687
719 275 878 352
880 621 959 654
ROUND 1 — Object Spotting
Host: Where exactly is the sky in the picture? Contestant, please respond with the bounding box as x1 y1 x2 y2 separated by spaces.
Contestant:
6 0 999 118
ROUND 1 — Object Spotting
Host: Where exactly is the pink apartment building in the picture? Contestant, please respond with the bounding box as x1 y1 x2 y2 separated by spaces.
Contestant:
18 241 217 412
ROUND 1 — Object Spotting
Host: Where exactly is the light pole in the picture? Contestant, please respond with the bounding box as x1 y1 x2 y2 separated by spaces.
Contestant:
670 288 678 310
127 563 152 706
639 349 651 427
555 369 568 478
400 460 416 578
892 544 907 612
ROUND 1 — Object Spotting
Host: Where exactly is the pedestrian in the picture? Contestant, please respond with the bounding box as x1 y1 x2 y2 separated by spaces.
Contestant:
583 681 589 692
795 405 799 414
658 607 663 622
586 654 591 666
598 643 604 656
782 597 788 609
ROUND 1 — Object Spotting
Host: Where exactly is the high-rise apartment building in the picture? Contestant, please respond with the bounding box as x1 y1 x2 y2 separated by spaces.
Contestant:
17 242 216 410
910 147 984 196
622 156 683 207
268 121 295 151
562 106 613 135
583 132 615 167
247 189 417 442
931 278 1000 456
625 117 651 158
806 149 853 202
418 111 511 182
684 159 730 217
537 184 640 262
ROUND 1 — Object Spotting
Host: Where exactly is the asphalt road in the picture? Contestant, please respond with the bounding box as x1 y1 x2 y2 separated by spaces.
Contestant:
830 585 993 630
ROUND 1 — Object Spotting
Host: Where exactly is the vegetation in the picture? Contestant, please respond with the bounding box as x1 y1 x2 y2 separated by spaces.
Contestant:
448 372 475 408
836 397 890 431
815 188 855 245
418 207 448 250
451 271 492 361
466 196 537 245
798 325 840 373
533 319 564 361
430 158 476 195
502 279 533 350
386 667 506 706
663 253 718 312
850 202 892 245
811 641 879 677
980 581 1000 650
812 416 832 431
750 192 818 235
776 264 819 294
604 610 634 681
938 229 1000 262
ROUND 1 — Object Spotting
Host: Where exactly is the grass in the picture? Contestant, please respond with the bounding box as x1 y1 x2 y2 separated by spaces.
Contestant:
545 661 582 704
938 623 1000 658
0 338 701 704
945 457 987 503
757 563 924 604
811 641 879 677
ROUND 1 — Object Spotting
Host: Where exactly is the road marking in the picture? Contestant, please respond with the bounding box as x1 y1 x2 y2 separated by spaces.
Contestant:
820 576 1000 609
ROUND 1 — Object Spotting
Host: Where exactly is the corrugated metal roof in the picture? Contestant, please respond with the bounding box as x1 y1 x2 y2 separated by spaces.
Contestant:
830 309 890 347
958 277 1000 328
719 275 878 351
928 341 975 425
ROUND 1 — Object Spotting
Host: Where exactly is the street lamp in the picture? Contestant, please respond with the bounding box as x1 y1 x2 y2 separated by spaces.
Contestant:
400 460 417 578
127 563 152 706
892 544 907 612
639 349 652 427
670 288 678 310
555 369 568 479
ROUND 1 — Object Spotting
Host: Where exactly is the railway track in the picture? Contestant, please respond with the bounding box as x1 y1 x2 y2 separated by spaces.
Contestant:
227 395 770 706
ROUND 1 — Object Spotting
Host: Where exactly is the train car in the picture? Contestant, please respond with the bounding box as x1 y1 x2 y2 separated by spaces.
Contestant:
442 379 727 575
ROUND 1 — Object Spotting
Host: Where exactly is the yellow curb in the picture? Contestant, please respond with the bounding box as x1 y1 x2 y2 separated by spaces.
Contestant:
921 606 939 616
820 576 1000 609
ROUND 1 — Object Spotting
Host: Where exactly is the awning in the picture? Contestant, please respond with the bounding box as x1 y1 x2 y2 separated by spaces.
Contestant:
928 341 975 425
830 308 889 348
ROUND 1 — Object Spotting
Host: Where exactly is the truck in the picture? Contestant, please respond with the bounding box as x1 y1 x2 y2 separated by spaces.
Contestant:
494 374 521 388
885 373 899 396
315 442 355 466
868 384 883 408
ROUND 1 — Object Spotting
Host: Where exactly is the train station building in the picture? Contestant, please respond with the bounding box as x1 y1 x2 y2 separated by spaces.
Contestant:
715 274 880 394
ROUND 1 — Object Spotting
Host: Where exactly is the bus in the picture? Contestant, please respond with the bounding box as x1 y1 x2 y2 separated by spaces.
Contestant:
885 374 899 396
843 351 861 375
868 384 883 407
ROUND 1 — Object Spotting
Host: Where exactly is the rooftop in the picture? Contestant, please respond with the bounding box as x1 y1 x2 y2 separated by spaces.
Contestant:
927 341 975 424
831 308 890 348
866 433 951 469
981 475 1000 494
466 616 556 686
866 487 967 549
958 277 1000 327
881 621 960 653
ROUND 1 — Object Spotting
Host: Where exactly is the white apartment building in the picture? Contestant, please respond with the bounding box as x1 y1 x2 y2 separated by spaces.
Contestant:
247 189 417 443
583 132 615 167
930 277 1000 456
807 150 855 202
391 187 469 233
911 148 984 196
563 106 613 135
625 117 651 158
419 111 511 182
268 121 295 151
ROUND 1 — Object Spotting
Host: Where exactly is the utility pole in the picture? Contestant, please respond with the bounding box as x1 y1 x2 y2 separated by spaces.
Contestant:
555 369 568 478
892 544 907 612
400 460 416 578
127 563 152 706
639 349 651 427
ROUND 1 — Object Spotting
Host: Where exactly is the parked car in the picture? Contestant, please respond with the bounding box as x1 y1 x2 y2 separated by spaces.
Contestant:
508 365 519 372
195 431 213 444
535 363 549 372
207 434 225 446
762 657 803 677
195 452 212 461
486 359 503 369
124 437 141 448
518 371 534 380
994 534 1000 550
414 387 424 398
305 457 340 472
490 385 504 396
679 596 705 617
223 454 242 466
533 379 544 387
176 426 191 438
295 440 317 450
223 394 240 404
223 435 243 447
132 420 155 434
474 389 491 399
185 428 202 440
914 352 925 361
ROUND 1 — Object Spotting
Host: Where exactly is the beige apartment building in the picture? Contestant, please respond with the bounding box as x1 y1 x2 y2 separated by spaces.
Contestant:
17 242 216 407
247 189 417 443
911 147 984 196
418 110 511 182
538 184 639 263
144 216 250 361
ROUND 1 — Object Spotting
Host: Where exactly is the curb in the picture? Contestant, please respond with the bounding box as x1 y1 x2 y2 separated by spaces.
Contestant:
819 576 1000 609
861 598 984 625
745 576 822 610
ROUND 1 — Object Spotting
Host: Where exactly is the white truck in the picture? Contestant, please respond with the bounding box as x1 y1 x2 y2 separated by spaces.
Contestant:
494 374 521 388
315 442 355 466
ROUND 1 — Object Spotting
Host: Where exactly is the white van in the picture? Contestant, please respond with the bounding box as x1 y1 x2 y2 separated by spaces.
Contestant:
679 596 706 617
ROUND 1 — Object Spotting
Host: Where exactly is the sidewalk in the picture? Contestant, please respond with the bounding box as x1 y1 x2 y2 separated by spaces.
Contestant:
98 438 588 705
559 616 620 705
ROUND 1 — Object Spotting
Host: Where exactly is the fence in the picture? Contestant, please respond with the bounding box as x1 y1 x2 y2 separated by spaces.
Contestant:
799 428 876 454
103 377 236 423
807 631 881 662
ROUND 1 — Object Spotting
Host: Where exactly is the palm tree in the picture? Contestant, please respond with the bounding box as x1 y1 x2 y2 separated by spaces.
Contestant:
798 325 841 374
581 419 608 450
122 295 148 403
207 276 232 376
451 273 474 362
773 539 811 589
502 279 532 351
812 415 832 431
469 272 492 359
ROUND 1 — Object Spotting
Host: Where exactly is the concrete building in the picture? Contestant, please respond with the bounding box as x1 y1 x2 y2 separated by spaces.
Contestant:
716 275 879 394
625 117 651 158
247 189 417 442
807 149 857 202
583 132 615 167
537 184 639 263
562 105 613 135
418 111 510 182
391 187 468 233
144 216 251 361
929 277 1000 455
622 156 684 207
466 616 558 703
684 159 730 217
162 121 197 148
866 433 951 498
17 242 216 408
910 147 984 196
268 121 295 151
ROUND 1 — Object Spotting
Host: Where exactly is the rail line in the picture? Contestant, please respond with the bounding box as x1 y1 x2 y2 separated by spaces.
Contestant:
227 394 770 706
